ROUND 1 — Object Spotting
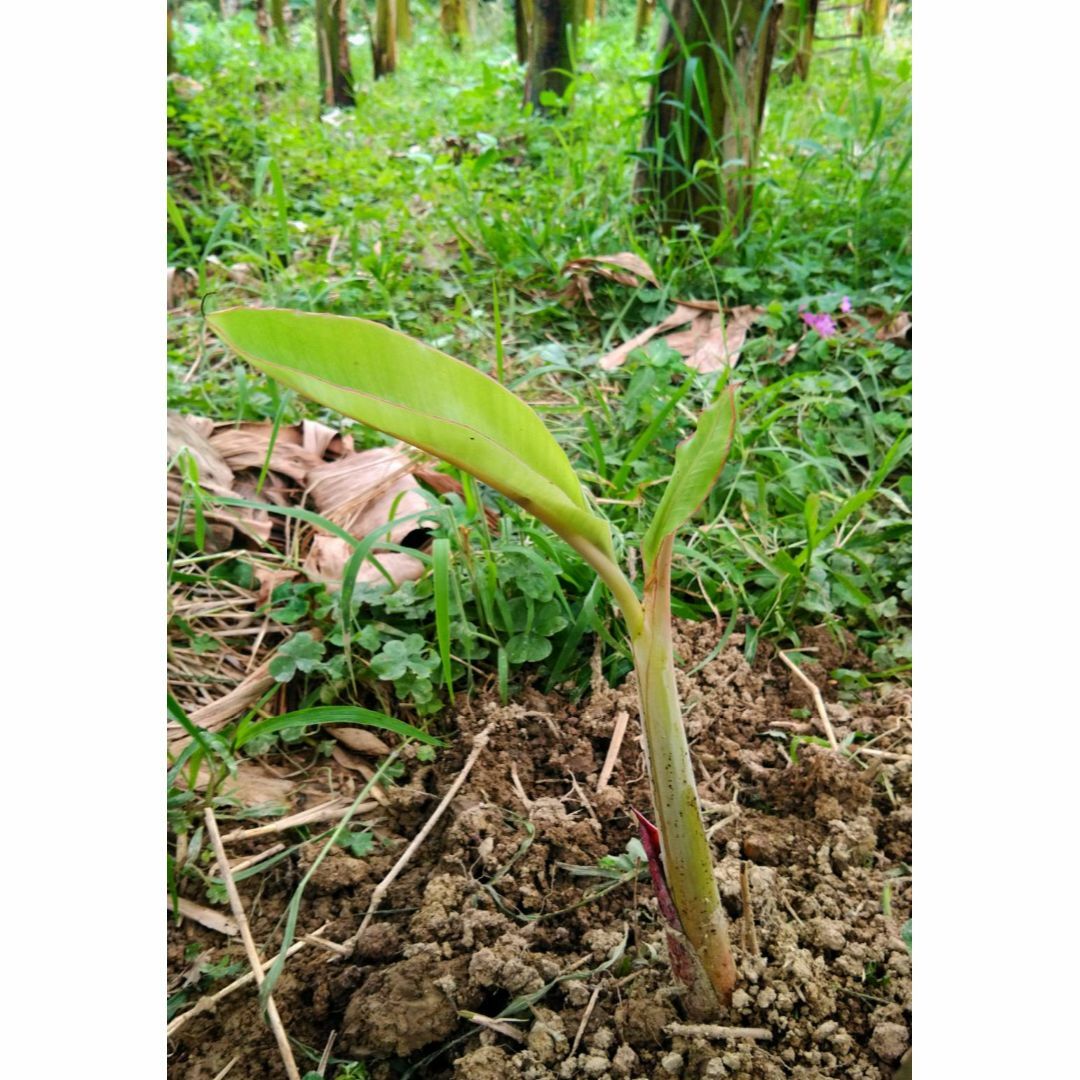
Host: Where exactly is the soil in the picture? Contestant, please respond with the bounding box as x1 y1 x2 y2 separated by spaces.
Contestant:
168 622 912 1079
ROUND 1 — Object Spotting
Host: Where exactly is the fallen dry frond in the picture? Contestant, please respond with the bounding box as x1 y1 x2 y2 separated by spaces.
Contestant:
599 301 765 371
167 412 466 735
560 252 660 306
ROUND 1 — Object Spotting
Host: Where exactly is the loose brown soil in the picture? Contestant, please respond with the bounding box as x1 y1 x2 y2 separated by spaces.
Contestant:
168 622 911 1079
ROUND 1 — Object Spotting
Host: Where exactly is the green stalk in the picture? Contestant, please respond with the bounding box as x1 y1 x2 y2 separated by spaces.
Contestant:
630 534 736 1010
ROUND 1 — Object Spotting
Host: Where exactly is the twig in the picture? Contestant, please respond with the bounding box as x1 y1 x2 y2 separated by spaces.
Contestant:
204 808 302 1080
210 842 285 878
167 933 319 1037
567 771 600 827
597 709 630 792
666 1023 772 1041
211 1056 240 1080
510 762 533 810
854 747 911 762
342 724 494 949
303 931 351 957
167 658 275 739
777 651 839 751
569 983 602 1056
222 797 373 841
317 1030 337 1076
781 896 804 925
460 1010 527 1044
739 862 760 957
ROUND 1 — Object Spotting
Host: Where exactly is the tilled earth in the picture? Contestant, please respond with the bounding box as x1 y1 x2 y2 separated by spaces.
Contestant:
168 622 912 1079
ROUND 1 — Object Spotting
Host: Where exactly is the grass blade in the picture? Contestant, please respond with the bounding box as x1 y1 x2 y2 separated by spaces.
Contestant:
433 538 454 695
235 705 443 750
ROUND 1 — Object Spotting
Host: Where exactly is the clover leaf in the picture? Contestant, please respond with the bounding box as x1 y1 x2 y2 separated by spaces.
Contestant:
269 632 326 682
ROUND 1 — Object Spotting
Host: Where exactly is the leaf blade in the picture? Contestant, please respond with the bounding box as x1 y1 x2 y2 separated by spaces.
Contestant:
208 308 615 558
235 705 443 749
641 385 737 569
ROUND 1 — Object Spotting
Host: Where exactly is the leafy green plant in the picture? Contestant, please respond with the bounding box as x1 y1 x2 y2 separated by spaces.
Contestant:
208 306 740 1012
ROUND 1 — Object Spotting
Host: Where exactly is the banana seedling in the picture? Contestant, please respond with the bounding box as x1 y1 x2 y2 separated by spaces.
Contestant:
208 308 738 1012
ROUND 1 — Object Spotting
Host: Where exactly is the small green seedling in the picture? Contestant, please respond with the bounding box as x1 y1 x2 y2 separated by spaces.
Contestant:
208 307 739 1013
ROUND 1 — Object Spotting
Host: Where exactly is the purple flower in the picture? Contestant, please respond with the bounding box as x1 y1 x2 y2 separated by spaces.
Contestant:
840 296 852 313
800 311 837 338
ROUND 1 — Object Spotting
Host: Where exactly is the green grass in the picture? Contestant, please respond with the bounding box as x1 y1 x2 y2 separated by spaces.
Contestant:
168 1 911 740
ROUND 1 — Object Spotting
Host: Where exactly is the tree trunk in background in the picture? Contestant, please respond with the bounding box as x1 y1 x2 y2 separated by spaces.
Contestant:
396 0 412 44
634 0 655 45
514 0 533 64
524 0 574 110
635 0 781 234
254 0 270 43
582 0 596 23
316 0 355 107
776 0 817 82
168 3 177 74
270 0 289 46
373 0 397 77
861 0 888 36
441 0 469 46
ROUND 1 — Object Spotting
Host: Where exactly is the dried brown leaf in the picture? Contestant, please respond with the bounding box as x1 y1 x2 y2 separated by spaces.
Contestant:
168 413 235 492
839 307 912 347
209 425 323 484
303 539 425 589
186 760 296 810
300 419 349 459
173 897 238 937
331 744 371 774
305 446 432 546
598 304 701 370
875 311 912 344
676 305 764 373
167 266 199 309
563 252 660 289
326 726 392 757
662 312 716 356
778 340 802 366
599 302 764 372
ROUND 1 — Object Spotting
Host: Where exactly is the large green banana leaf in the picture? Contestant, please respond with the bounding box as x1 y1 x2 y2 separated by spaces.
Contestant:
208 308 616 559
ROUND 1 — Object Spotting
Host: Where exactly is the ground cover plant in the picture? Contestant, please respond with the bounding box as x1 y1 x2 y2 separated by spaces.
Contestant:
168 3 911 1076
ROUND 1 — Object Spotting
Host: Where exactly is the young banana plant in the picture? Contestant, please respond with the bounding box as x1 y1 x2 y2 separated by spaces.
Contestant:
208 308 738 1012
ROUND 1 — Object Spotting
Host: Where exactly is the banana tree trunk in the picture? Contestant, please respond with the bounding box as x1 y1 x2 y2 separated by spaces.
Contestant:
254 0 270 43
634 0 654 43
441 0 469 45
524 0 574 111
316 0 355 107
635 0 781 234
168 3 177 74
396 0 412 43
776 0 817 82
861 0 888 35
514 0 533 64
372 0 397 77
270 0 289 46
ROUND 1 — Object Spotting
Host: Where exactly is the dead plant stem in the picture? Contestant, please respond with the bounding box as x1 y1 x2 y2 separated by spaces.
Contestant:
204 807 302 1080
